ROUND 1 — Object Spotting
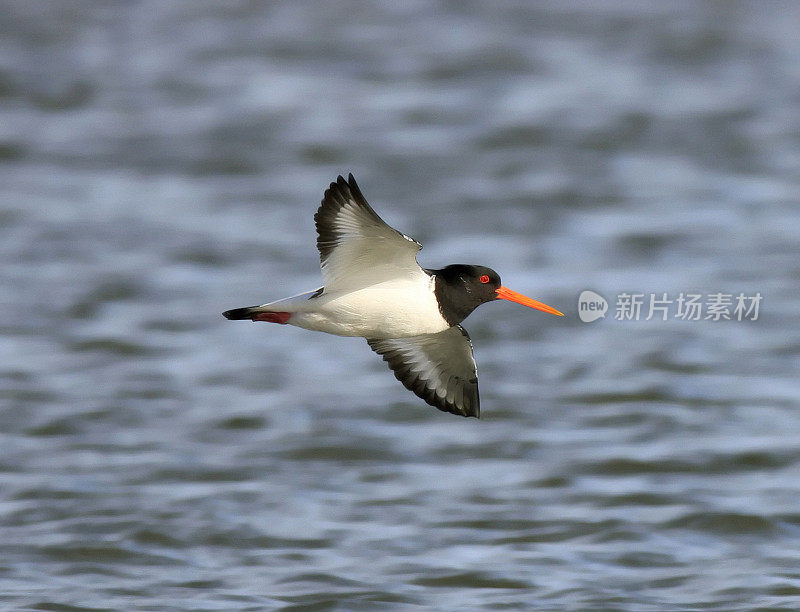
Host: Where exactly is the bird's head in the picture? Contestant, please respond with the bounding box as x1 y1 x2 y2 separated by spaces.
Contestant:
432 264 563 325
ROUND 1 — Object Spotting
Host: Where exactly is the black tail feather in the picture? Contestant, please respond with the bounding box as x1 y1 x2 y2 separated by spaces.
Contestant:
222 306 259 320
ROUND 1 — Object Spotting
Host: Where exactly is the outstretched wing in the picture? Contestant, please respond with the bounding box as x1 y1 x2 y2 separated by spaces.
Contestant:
367 325 480 418
315 174 422 291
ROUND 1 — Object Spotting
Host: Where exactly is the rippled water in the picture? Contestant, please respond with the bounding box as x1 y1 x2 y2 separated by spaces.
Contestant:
2 2 800 609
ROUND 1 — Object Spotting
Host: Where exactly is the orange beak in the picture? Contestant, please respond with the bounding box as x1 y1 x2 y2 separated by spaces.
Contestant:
495 286 564 316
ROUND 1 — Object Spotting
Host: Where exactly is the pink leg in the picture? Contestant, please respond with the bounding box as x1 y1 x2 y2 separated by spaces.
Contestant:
253 311 291 324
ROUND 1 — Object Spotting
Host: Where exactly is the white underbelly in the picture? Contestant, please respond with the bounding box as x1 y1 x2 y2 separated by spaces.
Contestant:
290 278 449 338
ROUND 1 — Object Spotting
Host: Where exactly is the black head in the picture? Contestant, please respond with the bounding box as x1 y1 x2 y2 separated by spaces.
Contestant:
429 264 502 326
429 263 565 326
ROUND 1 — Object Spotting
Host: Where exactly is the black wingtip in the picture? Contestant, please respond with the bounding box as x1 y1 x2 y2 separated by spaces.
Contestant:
321 173 367 210
346 173 365 201
326 174 347 192
331 173 363 197
323 174 355 205
456 394 480 418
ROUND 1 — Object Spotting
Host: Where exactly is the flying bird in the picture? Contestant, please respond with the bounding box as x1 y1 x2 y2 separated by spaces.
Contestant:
223 174 563 418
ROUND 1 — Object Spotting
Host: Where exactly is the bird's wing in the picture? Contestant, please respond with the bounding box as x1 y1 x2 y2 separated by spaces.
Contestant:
315 174 422 291
367 325 480 418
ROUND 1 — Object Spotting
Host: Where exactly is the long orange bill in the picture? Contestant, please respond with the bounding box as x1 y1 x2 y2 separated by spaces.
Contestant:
495 286 564 316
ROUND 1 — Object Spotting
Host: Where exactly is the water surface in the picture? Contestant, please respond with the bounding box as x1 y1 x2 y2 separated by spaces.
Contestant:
1 2 799 609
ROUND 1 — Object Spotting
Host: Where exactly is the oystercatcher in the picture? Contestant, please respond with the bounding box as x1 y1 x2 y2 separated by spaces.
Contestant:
223 174 563 418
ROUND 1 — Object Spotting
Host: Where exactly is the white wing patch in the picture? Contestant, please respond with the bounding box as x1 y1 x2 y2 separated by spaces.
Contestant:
315 174 422 291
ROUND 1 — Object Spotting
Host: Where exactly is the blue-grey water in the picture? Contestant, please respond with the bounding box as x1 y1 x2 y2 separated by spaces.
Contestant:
1 2 800 609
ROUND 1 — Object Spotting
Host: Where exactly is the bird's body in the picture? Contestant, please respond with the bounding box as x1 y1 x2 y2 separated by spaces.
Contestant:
245 273 447 339
224 174 563 417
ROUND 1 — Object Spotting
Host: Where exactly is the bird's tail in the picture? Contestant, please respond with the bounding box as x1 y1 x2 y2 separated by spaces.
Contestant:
222 306 262 320
222 306 292 324
222 288 323 322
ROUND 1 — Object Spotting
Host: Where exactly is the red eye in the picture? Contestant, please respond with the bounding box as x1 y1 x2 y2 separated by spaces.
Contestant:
479 275 490 284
